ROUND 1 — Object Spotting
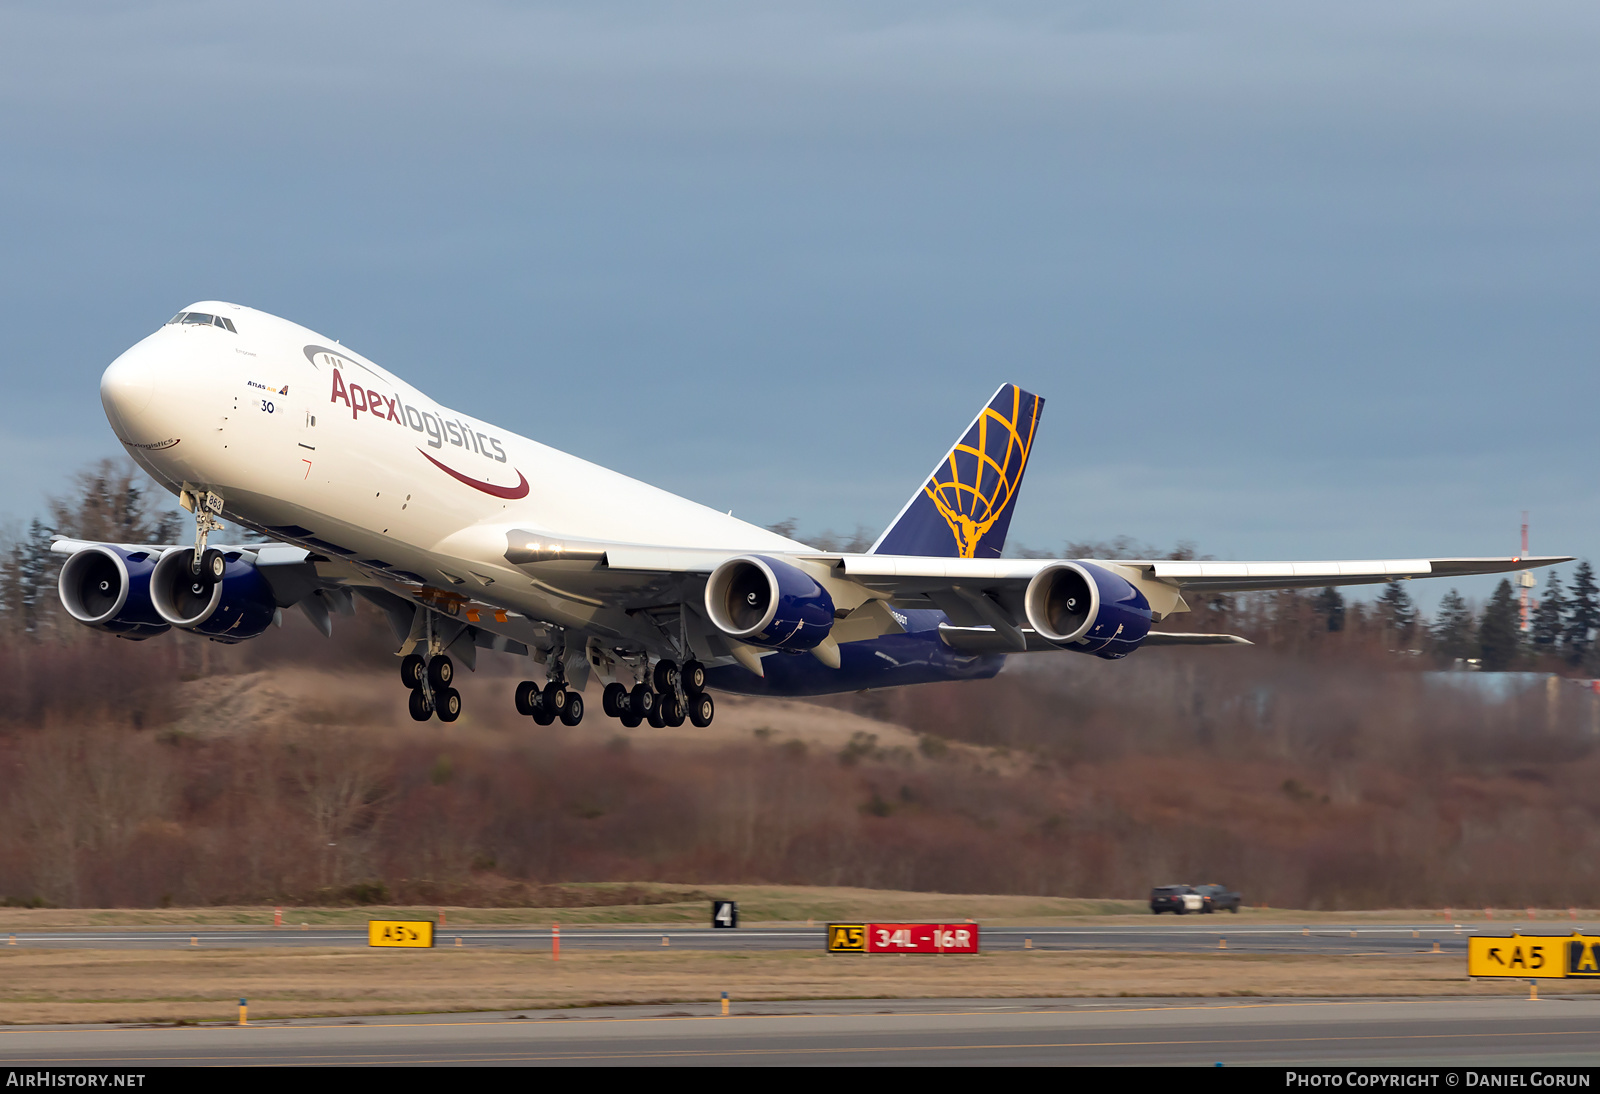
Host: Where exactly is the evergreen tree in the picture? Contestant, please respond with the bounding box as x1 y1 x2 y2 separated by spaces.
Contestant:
1432 589 1475 664
1530 571 1566 653
0 459 184 637
1564 560 1598 668
49 459 183 545
0 519 57 635
1377 579 1417 644
1478 579 1522 671
1312 586 1345 632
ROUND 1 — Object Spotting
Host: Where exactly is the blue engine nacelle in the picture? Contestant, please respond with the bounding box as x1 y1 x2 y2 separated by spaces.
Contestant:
1023 560 1152 660
57 544 171 640
704 554 835 652
150 548 278 643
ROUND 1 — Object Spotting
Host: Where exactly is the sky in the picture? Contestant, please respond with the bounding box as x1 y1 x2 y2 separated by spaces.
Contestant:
1 1 1596 608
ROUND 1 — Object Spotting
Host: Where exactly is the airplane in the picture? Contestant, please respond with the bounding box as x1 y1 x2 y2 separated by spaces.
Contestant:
54 301 1569 728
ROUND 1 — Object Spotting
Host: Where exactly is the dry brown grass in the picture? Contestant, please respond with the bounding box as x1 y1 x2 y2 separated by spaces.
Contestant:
0 947 1585 1025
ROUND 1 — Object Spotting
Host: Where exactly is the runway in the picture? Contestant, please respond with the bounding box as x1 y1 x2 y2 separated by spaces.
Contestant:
2 996 1598 1066
3 921 1583 955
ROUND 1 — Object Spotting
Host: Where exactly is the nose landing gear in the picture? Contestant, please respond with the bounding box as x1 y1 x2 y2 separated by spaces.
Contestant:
179 487 228 582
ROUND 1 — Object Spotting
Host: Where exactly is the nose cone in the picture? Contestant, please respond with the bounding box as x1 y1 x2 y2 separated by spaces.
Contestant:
100 344 157 435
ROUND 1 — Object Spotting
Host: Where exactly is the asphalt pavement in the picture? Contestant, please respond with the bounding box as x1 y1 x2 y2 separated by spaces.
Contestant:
2 996 1598 1066
2 921 1592 955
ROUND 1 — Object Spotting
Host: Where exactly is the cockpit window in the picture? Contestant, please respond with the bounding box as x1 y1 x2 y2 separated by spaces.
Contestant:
167 311 237 333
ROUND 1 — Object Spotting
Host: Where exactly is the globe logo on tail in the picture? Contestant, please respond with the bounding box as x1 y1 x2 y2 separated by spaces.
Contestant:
923 387 1041 559
870 384 1044 560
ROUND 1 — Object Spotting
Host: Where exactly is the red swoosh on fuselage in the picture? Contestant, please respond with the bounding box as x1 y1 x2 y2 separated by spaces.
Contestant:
417 448 530 499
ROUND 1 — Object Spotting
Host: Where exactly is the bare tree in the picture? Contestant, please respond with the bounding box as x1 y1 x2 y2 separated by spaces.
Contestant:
288 729 392 888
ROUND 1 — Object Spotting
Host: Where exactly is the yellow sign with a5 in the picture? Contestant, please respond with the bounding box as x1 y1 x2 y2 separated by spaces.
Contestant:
368 920 435 948
1468 935 1572 979
827 924 866 953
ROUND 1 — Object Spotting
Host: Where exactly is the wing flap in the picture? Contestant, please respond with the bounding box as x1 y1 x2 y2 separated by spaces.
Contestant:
937 623 1253 652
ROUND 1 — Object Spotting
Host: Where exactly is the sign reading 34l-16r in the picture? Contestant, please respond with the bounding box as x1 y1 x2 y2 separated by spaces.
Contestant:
827 923 979 954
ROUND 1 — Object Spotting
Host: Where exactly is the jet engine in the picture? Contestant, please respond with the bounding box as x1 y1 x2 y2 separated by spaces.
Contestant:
150 548 278 643
704 555 835 652
1022 560 1152 660
57 545 171 640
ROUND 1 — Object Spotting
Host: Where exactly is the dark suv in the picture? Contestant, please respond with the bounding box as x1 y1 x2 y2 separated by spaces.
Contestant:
1149 885 1200 914
1194 883 1242 913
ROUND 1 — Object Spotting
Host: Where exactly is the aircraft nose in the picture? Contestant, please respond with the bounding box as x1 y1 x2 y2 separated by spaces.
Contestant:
101 346 155 417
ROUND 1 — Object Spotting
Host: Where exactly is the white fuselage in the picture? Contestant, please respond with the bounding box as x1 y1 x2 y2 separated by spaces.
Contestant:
98 301 806 644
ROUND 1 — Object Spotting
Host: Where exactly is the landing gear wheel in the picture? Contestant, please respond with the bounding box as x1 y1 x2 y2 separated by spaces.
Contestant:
559 692 584 726
514 680 539 716
688 692 715 727
427 656 454 690
660 694 685 728
542 680 567 713
620 711 642 729
681 660 706 695
408 688 433 722
652 659 679 694
529 693 555 726
401 654 427 690
436 687 461 723
629 684 655 719
647 697 666 728
199 548 225 582
602 682 628 718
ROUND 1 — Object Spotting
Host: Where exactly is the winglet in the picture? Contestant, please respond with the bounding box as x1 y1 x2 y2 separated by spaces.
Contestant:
870 384 1044 559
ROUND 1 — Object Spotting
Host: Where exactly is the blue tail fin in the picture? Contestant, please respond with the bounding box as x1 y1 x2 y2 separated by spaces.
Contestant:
870 383 1044 559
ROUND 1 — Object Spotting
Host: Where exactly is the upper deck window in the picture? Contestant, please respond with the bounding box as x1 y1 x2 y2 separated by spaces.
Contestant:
167 311 236 333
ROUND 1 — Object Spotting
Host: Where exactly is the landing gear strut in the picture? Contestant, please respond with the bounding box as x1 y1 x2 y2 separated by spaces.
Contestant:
180 488 228 582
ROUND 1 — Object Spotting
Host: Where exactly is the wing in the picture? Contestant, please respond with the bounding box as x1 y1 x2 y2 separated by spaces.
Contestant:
48 537 553 664
816 552 1573 605
1113 556 1573 594
589 545 1570 656
822 551 1570 631
51 536 361 636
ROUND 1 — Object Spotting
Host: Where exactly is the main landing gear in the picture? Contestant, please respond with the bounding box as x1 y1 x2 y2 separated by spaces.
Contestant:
598 659 714 729
402 652 461 723
515 669 584 727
